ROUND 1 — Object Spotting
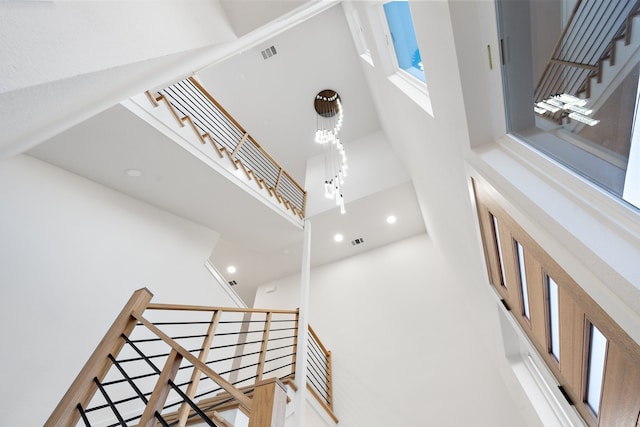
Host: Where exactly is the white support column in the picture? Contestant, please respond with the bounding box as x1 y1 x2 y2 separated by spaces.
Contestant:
294 219 311 426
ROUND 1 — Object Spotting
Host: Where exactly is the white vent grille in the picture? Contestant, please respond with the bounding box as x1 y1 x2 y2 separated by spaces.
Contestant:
261 45 278 60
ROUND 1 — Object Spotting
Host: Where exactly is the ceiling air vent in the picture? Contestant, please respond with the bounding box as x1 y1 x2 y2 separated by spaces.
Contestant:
228 280 237 286
261 45 278 60
351 237 365 246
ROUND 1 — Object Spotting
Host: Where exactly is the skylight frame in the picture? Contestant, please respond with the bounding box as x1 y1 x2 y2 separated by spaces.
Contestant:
381 0 426 86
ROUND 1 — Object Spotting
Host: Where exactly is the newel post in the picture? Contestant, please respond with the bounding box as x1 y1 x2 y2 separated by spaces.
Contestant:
248 378 288 427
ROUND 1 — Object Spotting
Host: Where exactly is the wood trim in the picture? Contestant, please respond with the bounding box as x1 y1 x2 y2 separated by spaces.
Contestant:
181 116 207 145
291 310 299 379
326 351 334 410
145 90 159 107
558 287 585 400
230 133 250 159
599 342 640 426
274 168 283 194
146 303 297 315
201 133 223 158
176 310 222 427
473 179 640 426
237 161 252 181
248 378 288 427
44 288 154 427
138 349 183 427
256 312 273 382
158 95 186 128
308 326 329 357
306 384 339 424
222 148 239 170
525 253 548 354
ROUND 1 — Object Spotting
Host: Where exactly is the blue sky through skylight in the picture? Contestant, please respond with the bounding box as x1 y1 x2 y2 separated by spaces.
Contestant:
383 1 425 83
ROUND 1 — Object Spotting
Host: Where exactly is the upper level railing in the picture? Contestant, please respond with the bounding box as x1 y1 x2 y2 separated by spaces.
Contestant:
45 288 336 426
146 77 306 219
534 0 639 109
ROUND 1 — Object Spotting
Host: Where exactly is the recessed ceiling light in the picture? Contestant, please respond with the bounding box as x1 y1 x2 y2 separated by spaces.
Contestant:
227 265 237 274
334 234 344 243
386 215 397 224
126 169 142 177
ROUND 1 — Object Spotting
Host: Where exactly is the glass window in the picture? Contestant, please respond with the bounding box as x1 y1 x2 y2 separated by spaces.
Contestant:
491 213 507 288
547 275 560 362
496 0 640 211
347 7 373 65
515 241 531 319
383 1 425 83
585 322 607 416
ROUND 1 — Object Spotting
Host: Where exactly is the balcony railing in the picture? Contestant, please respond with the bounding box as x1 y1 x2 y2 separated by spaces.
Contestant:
146 77 306 219
45 288 336 426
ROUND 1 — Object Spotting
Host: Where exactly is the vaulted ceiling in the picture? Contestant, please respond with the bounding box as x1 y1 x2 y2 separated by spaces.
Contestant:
27 1 426 304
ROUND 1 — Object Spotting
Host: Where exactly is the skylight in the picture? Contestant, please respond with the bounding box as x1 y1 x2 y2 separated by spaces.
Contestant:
383 1 425 83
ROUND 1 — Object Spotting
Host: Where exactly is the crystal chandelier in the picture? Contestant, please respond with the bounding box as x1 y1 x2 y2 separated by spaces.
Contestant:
314 89 347 214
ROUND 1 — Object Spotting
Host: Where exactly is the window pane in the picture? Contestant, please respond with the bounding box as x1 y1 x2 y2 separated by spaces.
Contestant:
515 241 531 319
547 275 560 361
496 0 640 212
383 1 425 82
491 214 507 288
585 323 607 416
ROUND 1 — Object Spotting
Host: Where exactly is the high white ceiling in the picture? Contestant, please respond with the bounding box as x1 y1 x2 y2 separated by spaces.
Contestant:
27 1 426 305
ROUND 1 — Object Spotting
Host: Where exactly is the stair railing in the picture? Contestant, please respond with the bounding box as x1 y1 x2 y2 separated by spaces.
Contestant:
534 0 639 115
145 77 306 219
46 288 337 426
306 326 338 423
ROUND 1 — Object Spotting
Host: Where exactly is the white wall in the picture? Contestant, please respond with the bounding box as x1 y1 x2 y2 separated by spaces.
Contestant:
255 234 541 427
304 130 411 217
0 155 238 426
0 0 237 159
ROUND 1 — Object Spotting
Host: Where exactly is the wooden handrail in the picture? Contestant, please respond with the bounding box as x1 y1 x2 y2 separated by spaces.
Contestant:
44 288 154 427
47 290 335 426
147 302 298 315
308 325 330 358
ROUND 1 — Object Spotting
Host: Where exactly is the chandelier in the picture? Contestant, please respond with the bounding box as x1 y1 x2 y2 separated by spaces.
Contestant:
314 89 347 214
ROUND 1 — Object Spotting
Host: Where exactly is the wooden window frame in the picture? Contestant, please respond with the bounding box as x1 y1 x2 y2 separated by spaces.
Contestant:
472 178 640 427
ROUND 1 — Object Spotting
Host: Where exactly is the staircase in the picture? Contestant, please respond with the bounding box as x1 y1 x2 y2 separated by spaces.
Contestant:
45 288 337 427
534 0 640 128
125 76 306 224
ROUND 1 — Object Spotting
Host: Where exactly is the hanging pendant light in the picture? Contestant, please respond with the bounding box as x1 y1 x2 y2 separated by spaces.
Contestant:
314 89 347 214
